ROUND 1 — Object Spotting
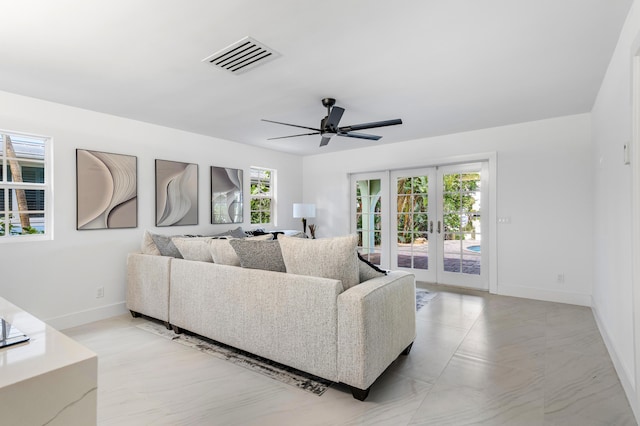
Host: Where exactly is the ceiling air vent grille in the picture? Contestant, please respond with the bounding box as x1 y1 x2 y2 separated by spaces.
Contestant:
202 36 280 75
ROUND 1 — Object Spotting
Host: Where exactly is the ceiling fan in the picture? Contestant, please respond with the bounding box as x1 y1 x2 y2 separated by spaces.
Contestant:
262 98 402 147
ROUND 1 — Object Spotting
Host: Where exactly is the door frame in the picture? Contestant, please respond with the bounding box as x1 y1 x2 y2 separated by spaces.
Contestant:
350 171 391 269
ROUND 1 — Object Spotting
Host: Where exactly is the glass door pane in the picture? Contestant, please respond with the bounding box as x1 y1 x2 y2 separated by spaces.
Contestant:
391 169 436 282
437 163 487 289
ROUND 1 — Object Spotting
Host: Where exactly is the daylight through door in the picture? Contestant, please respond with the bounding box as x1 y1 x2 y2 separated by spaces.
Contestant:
353 163 488 289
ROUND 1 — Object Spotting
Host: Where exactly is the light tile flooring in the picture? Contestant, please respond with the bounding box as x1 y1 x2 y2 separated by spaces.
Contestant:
64 284 637 425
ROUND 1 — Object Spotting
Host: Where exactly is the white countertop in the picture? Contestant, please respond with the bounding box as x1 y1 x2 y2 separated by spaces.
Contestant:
0 296 97 389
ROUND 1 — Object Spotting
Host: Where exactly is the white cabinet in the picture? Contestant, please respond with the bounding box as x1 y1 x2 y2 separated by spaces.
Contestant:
0 297 97 426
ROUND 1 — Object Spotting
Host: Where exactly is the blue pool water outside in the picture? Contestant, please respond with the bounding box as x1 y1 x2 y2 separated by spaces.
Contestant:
466 245 481 253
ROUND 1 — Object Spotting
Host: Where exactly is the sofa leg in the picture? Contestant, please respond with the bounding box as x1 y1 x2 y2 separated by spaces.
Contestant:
163 321 171 330
349 385 371 401
401 342 413 356
130 310 141 318
171 325 183 334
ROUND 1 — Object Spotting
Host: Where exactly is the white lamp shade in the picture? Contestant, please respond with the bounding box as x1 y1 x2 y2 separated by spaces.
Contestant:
293 203 316 218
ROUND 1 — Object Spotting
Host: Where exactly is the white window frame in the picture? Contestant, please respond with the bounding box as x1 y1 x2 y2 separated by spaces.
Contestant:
0 129 53 242
249 166 276 227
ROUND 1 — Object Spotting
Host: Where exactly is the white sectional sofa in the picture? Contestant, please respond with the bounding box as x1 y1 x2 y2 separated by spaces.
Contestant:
126 232 416 400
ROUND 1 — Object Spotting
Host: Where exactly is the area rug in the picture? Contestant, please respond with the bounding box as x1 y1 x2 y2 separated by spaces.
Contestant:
137 321 333 396
136 290 435 397
416 288 438 311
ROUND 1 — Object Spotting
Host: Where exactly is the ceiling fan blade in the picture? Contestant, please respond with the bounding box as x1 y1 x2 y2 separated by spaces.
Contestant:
338 131 382 141
326 106 345 130
339 118 403 132
267 132 320 140
320 136 332 147
262 119 320 132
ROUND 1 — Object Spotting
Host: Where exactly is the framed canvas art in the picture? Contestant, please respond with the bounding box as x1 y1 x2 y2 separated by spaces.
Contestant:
76 149 137 230
155 159 198 226
211 166 243 224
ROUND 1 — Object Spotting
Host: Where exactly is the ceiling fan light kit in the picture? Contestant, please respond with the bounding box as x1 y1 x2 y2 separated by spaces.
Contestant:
262 98 402 147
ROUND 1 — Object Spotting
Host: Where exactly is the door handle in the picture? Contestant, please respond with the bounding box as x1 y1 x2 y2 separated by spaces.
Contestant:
429 220 433 234
437 221 441 234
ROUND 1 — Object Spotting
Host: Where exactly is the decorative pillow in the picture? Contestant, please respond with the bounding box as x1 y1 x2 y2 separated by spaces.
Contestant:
357 252 387 283
150 232 183 258
229 239 286 272
247 233 274 241
208 238 241 266
141 230 162 255
278 234 360 290
208 226 246 239
173 237 214 262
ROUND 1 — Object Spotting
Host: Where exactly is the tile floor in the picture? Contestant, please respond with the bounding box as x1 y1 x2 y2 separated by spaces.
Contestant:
64 284 637 425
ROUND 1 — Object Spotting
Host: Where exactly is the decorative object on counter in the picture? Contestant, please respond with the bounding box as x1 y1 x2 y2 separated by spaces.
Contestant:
307 224 316 239
155 159 198 226
76 149 137 230
0 317 29 348
211 166 243 224
292 203 315 235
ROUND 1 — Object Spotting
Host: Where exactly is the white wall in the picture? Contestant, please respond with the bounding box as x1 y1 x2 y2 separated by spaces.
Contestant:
591 0 639 418
303 113 594 306
0 90 303 329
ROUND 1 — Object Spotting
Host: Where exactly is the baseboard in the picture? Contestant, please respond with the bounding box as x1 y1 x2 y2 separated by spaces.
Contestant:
592 299 640 423
497 284 591 306
46 301 128 331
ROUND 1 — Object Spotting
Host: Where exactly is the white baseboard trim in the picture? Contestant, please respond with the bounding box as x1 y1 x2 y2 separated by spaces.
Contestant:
592 299 640 423
497 284 591 306
46 301 128 331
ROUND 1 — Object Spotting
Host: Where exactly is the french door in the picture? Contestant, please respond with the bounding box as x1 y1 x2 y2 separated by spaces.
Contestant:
391 163 487 289
352 162 488 290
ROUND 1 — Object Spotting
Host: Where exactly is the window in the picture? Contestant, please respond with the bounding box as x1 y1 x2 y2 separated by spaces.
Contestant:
0 130 51 240
250 167 274 225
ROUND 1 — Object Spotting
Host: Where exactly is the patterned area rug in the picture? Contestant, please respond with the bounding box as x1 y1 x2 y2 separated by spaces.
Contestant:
137 321 333 396
416 288 438 310
137 289 436 397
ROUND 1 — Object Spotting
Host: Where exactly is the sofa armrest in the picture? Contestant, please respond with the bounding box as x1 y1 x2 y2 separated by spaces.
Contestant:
126 253 172 322
337 271 416 390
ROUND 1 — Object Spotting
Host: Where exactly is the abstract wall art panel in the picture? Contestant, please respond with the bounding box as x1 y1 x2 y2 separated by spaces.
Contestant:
155 159 198 226
211 166 243 224
76 149 137 230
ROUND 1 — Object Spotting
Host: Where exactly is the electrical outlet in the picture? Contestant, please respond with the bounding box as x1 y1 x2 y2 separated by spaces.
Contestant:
556 273 565 284
96 287 104 298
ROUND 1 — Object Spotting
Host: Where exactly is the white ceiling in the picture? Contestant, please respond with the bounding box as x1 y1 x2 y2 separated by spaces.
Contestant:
0 1 633 155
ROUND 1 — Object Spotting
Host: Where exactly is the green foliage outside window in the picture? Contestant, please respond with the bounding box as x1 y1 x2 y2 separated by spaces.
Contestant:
395 173 480 243
250 168 273 225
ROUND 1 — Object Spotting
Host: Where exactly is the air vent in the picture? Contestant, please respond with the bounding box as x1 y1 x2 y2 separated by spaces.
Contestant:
202 36 280 75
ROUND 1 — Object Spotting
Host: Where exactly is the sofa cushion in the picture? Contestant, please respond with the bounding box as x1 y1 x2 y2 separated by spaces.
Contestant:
141 230 162 255
208 238 241 266
279 234 359 290
357 252 387 283
229 239 286 272
173 237 214 262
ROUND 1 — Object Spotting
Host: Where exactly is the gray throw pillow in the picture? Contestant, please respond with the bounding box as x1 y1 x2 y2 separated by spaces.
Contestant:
358 252 387 282
209 226 246 239
150 233 183 258
278 234 359 290
229 239 286 272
